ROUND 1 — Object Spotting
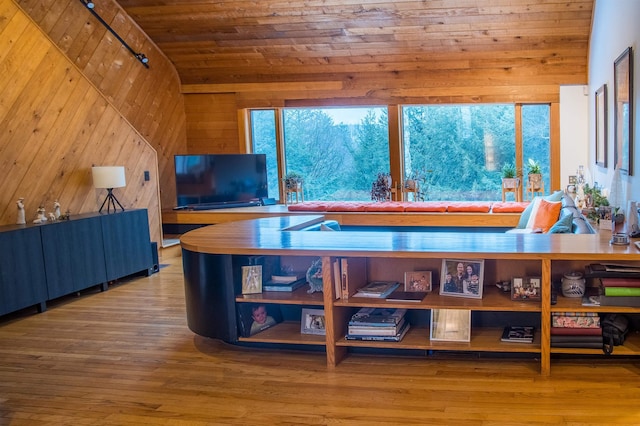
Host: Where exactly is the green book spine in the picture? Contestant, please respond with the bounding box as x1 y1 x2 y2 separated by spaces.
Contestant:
604 287 640 296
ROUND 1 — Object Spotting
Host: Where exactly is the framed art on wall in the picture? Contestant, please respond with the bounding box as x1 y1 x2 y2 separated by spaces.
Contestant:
595 84 608 167
614 46 633 175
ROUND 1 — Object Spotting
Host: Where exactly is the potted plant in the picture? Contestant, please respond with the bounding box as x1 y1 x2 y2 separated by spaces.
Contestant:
283 172 303 190
501 163 519 189
525 158 543 193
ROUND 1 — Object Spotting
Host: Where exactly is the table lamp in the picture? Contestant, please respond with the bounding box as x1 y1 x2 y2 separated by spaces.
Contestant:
92 166 126 213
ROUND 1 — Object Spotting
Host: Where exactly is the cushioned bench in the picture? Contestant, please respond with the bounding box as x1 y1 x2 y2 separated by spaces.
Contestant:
287 201 529 214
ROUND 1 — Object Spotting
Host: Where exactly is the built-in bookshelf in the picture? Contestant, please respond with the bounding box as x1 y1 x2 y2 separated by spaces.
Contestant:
180 215 640 376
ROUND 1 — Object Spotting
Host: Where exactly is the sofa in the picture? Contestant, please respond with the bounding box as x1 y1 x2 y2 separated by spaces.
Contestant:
510 191 595 234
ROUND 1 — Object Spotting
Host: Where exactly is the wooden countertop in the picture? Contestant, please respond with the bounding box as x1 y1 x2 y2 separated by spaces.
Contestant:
179 215 640 261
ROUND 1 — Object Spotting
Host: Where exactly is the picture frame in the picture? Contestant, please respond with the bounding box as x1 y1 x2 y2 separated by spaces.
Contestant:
404 270 432 292
241 264 263 295
511 277 542 301
300 308 326 335
237 303 282 337
595 84 608 167
568 175 577 185
614 47 633 175
439 259 484 299
430 308 471 342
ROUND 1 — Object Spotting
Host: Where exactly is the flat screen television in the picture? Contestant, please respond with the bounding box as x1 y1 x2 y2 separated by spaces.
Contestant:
174 154 268 209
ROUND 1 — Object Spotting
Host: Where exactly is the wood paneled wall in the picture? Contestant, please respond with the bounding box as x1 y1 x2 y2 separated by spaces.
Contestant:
0 0 187 243
184 94 244 155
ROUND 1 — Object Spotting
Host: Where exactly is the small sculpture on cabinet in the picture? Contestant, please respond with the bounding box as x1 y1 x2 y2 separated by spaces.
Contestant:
16 198 26 225
53 200 61 219
33 206 47 224
306 258 323 294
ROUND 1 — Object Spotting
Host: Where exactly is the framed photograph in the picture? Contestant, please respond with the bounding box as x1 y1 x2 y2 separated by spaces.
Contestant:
237 303 282 337
300 308 326 335
595 84 608 167
241 264 262 295
511 277 542 301
614 47 633 175
568 175 577 185
430 308 471 342
439 259 484 299
404 270 432 292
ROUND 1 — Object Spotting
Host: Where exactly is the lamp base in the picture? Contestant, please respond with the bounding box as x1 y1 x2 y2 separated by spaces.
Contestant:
99 188 125 213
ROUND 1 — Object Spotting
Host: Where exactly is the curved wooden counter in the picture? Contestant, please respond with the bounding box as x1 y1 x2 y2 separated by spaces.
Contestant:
180 215 640 375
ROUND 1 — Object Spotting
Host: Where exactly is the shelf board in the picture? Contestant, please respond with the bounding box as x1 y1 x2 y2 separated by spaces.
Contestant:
236 286 324 306
336 286 541 312
553 295 640 313
551 330 640 355
237 321 326 345
336 326 541 353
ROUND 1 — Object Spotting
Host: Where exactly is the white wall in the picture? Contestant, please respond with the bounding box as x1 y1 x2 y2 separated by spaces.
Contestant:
589 0 640 208
560 85 589 187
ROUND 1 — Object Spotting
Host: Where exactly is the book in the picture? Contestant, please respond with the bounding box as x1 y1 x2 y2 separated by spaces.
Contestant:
551 315 600 328
385 291 427 302
263 278 306 292
349 307 407 326
604 287 640 296
551 326 602 336
600 277 640 287
346 321 410 342
340 258 367 300
599 295 640 307
501 326 535 343
353 281 399 298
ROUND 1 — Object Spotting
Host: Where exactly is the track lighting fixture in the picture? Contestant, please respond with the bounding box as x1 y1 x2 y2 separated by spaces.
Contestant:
79 0 149 68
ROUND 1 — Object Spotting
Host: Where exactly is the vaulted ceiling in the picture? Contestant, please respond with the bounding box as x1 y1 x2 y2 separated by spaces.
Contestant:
115 0 594 102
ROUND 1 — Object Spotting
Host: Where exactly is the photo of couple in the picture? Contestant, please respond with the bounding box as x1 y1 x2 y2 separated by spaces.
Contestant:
440 259 484 299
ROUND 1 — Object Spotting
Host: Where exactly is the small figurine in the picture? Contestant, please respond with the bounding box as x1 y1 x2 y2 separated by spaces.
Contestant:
54 200 61 219
33 206 47 224
16 198 26 225
48 212 56 222
305 258 323 294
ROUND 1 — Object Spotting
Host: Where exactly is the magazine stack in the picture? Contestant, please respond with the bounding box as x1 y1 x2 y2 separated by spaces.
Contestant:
346 307 409 341
586 263 640 307
551 312 602 348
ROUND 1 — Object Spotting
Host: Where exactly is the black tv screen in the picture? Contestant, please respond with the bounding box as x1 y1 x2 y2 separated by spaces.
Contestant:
174 154 268 208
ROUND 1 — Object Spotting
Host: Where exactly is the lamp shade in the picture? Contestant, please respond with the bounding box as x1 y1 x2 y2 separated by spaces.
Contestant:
92 166 126 189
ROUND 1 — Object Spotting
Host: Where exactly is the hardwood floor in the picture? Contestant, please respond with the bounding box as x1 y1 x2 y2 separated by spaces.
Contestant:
1 249 640 425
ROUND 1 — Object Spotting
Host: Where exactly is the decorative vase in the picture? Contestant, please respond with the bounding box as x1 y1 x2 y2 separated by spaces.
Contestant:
561 272 585 298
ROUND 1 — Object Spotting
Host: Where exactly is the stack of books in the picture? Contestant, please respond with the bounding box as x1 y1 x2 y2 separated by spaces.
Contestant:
346 307 409 341
551 312 602 348
586 264 640 307
598 277 640 306
263 273 306 292
352 281 400 298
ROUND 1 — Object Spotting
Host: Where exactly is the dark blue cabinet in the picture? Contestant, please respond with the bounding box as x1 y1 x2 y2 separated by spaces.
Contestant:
0 209 153 318
0 227 47 316
41 215 108 299
101 209 153 281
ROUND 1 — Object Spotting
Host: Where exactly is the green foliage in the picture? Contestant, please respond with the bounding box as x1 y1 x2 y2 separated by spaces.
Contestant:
526 158 542 175
583 184 609 207
252 104 551 202
501 163 517 178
